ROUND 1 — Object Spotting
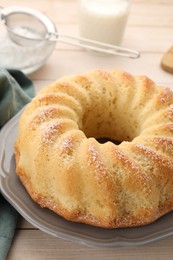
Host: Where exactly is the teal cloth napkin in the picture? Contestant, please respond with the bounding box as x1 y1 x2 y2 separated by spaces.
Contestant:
0 67 35 259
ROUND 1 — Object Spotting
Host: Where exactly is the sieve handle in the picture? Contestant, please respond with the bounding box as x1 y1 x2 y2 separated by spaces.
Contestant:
0 6 4 20
48 32 140 59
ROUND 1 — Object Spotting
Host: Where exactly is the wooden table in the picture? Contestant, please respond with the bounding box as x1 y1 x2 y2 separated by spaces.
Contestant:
1 0 173 259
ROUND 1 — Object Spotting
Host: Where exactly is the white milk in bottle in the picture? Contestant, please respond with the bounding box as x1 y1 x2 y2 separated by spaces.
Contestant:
79 0 130 45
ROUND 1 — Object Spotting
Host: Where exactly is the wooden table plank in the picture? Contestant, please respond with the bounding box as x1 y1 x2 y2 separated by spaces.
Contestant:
7 230 173 260
29 50 173 86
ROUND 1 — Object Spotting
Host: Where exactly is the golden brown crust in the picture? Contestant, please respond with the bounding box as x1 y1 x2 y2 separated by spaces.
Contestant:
14 70 173 228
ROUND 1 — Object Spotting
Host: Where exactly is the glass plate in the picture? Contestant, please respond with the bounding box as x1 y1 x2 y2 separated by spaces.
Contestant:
1 109 173 248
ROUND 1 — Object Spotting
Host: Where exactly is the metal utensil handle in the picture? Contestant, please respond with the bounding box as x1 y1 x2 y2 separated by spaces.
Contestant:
0 6 4 20
48 32 140 59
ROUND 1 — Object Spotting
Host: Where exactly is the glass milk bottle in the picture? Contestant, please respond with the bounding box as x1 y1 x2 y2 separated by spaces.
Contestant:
79 0 130 46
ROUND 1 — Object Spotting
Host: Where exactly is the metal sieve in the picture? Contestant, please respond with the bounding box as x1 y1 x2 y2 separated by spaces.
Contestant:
0 5 140 59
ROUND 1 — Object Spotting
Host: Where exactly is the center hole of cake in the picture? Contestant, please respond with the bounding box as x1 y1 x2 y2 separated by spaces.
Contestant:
96 137 122 145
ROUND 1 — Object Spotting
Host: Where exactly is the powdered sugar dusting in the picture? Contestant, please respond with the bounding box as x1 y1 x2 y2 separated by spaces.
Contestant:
134 144 173 171
40 121 63 144
117 147 153 191
115 148 140 172
60 137 74 154
157 88 173 105
87 144 110 178
27 107 58 131
167 105 173 120
154 137 173 153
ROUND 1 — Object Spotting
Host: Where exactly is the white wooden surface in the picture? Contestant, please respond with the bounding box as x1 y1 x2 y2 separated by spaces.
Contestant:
1 0 173 259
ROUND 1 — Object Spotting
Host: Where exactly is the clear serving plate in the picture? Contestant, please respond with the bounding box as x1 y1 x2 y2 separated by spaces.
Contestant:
1 109 173 248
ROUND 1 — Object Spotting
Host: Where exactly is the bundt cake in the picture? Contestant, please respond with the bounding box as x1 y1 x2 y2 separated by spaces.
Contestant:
14 70 173 228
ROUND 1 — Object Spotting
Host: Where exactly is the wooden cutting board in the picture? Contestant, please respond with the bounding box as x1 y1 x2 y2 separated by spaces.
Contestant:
161 46 173 74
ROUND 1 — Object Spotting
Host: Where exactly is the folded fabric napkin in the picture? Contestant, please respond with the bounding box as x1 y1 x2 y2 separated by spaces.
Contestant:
0 67 34 260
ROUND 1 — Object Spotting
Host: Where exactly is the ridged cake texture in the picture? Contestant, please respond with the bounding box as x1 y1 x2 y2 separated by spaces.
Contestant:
14 70 173 228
